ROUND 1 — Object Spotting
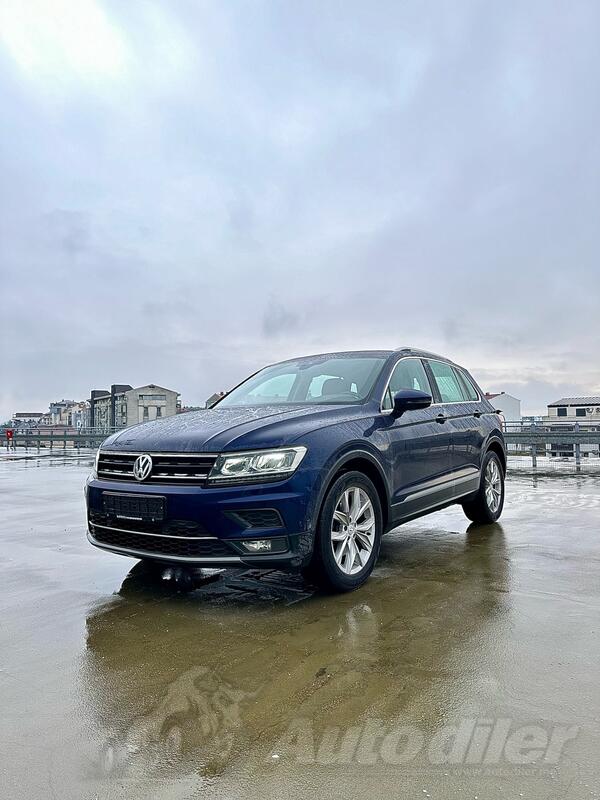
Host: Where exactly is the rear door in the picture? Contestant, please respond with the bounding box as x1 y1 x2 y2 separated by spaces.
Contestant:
454 367 488 480
383 357 455 520
424 359 483 498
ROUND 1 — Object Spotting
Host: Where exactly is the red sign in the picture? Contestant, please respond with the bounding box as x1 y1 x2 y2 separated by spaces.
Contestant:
6 429 14 441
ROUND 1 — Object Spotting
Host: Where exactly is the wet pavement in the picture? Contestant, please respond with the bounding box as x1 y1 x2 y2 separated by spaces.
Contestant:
1 455 599 799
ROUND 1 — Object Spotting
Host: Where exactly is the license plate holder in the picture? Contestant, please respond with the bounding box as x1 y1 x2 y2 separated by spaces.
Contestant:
102 492 165 522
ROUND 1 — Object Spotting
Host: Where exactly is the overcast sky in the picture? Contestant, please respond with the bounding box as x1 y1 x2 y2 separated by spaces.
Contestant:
1 0 599 419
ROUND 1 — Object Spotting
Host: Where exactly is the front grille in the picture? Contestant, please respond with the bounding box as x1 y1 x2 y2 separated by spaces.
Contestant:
89 510 208 537
97 451 217 484
89 520 234 558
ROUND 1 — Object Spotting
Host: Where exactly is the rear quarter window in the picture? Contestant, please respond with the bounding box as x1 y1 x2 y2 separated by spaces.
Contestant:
456 369 479 401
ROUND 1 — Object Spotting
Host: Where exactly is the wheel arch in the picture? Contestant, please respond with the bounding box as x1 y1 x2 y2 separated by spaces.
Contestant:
485 437 507 475
313 450 390 533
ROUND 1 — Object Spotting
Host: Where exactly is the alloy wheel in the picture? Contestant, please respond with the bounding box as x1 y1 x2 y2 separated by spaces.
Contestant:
331 486 376 575
484 459 502 513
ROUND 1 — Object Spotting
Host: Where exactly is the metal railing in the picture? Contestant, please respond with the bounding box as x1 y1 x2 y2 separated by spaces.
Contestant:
500 420 600 468
1 426 120 451
501 420 600 433
3 422 600 469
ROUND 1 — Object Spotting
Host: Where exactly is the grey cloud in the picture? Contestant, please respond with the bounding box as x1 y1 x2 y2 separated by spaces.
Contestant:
262 299 300 338
1 0 600 418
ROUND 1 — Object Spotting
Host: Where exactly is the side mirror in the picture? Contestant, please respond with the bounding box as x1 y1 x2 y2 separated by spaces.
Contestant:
391 389 432 418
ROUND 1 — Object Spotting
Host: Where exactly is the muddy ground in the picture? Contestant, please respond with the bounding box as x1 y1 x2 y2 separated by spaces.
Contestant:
1 455 598 799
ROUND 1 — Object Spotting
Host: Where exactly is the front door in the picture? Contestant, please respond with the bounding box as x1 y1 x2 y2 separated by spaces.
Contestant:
383 357 454 521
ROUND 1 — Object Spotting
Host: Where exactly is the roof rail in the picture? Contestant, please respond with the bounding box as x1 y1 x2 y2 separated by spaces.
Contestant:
394 346 456 363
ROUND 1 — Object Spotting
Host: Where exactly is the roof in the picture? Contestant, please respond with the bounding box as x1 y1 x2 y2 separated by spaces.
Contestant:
129 384 179 394
485 391 520 401
275 348 458 365
14 412 44 417
549 397 600 407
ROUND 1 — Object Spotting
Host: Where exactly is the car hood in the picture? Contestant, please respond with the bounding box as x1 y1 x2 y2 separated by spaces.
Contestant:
100 404 363 453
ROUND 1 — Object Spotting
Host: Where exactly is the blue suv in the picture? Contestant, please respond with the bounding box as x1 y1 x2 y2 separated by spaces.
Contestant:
86 348 506 591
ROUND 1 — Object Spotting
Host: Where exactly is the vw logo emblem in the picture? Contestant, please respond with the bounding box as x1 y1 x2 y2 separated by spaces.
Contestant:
133 454 153 481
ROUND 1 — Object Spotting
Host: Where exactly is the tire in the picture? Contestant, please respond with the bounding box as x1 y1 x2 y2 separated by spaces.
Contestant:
304 471 383 592
461 451 505 524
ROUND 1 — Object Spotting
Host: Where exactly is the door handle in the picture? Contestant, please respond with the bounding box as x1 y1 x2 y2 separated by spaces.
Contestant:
436 414 447 424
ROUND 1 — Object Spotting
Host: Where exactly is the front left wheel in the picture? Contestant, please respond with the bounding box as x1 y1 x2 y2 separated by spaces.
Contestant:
304 471 383 592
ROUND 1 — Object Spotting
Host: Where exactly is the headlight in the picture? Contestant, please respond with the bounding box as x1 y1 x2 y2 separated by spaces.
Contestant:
92 449 100 477
208 446 307 484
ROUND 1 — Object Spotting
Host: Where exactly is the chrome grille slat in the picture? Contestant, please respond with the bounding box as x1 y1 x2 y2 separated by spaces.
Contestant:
153 473 210 479
90 522 217 541
99 470 133 476
89 526 235 558
97 451 217 485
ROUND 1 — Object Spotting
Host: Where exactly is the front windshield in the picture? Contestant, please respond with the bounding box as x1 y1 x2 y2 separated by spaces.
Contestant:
217 354 386 407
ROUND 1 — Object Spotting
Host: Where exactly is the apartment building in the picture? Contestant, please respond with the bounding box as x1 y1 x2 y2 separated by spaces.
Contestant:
89 384 179 430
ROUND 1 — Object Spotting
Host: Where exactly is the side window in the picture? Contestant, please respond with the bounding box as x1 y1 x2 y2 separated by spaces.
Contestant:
428 360 467 403
382 358 431 410
456 369 479 401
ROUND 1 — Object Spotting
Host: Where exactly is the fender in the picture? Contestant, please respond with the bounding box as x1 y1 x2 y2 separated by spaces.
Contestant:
307 446 391 533
482 432 507 472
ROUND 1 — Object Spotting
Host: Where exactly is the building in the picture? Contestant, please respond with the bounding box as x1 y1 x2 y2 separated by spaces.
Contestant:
89 390 115 430
70 401 90 429
11 412 45 428
49 400 76 425
545 396 600 422
89 384 179 430
123 385 179 427
543 397 600 458
205 392 226 408
484 392 522 453
89 386 130 429
48 399 90 428
484 392 521 422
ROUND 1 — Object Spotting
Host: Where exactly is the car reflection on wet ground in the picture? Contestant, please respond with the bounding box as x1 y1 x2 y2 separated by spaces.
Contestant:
1 455 599 800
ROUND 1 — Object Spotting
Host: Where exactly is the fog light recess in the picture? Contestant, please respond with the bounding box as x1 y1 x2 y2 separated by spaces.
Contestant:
243 540 272 552
235 537 288 555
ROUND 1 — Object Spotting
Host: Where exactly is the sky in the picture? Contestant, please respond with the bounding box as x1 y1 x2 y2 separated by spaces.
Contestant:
1 0 599 419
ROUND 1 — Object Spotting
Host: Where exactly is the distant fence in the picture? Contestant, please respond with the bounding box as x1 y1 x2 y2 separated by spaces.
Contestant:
501 421 600 468
3 421 600 470
1 426 120 450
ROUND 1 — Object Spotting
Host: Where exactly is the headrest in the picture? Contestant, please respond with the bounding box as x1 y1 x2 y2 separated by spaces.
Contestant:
321 378 346 396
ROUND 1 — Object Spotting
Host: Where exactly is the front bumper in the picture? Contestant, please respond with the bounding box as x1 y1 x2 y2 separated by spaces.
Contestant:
85 472 316 570
86 529 312 569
